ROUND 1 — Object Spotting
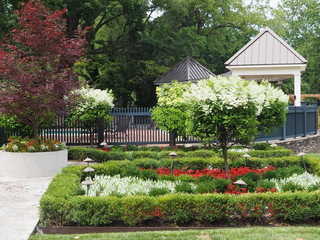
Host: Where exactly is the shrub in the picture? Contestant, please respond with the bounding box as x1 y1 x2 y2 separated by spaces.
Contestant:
149 146 162 152
213 178 232 193
174 182 194 193
281 181 304 192
186 150 217 158
253 142 271 150
68 147 108 162
198 175 215 183
139 169 158 180
271 165 305 179
132 151 159 159
159 194 198 224
133 158 161 169
195 182 217 194
256 180 277 191
149 188 171 197
307 183 320 192
68 196 121 226
126 145 139 151
248 149 292 158
123 165 141 177
120 196 158 226
109 145 124 152
175 174 196 182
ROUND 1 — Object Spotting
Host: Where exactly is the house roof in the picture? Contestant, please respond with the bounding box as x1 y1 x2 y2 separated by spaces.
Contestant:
154 56 215 85
225 27 307 66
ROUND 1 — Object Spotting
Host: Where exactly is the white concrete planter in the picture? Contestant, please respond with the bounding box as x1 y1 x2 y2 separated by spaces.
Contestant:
0 149 68 178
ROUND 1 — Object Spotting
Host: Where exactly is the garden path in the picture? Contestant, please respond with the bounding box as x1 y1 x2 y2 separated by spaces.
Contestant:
0 177 52 240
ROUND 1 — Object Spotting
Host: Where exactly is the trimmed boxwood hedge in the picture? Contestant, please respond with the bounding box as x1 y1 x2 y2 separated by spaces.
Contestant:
39 155 320 227
68 147 292 162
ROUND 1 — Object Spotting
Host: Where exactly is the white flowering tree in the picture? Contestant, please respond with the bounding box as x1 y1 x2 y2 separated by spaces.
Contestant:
151 81 191 146
183 76 288 179
69 87 114 146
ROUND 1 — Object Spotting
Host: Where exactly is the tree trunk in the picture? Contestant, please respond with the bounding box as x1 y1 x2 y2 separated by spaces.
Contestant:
169 131 177 147
222 146 231 180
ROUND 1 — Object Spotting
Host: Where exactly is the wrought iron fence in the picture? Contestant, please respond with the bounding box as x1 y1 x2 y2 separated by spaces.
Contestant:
0 103 318 146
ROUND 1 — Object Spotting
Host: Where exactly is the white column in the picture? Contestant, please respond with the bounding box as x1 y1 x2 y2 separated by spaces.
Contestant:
294 73 301 106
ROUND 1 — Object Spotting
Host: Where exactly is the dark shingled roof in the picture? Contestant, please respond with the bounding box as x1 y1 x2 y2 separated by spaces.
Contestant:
154 56 215 85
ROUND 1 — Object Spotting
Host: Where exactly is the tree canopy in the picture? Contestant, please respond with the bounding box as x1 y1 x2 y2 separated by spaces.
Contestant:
0 0 318 106
0 0 87 138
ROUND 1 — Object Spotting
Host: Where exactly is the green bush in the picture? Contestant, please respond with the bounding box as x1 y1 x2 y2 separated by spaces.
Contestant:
149 188 171 196
139 169 158 180
253 142 285 151
68 147 107 161
186 150 217 158
253 142 271 150
132 151 159 159
256 179 277 191
68 147 127 162
159 194 198 224
175 174 196 182
125 145 139 151
132 158 161 169
227 149 292 162
68 196 122 226
212 178 232 193
198 175 215 183
195 182 217 194
281 181 304 192
272 165 305 179
174 182 194 193
120 196 158 226
248 149 292 158
307 183 320 192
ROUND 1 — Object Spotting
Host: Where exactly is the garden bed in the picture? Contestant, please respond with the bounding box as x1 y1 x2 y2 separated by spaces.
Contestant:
39 145 320 228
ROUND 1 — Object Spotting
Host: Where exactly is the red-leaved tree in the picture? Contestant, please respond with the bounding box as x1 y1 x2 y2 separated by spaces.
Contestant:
0 0 87 139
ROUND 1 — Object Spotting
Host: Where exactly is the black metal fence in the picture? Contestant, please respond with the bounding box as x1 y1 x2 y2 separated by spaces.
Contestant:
0 103 318 146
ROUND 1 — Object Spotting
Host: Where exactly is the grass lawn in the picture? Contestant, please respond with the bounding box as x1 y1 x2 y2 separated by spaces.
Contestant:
29 226 320 240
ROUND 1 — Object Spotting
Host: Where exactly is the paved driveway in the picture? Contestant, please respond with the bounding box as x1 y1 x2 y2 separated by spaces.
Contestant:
0 177 52 240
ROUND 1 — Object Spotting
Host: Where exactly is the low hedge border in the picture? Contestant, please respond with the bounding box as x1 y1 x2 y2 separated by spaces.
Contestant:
40 156 320 227
68 147 292 162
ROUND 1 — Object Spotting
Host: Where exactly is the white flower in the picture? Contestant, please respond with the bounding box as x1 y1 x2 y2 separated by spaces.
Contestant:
12 145 18 151
84 175 195 197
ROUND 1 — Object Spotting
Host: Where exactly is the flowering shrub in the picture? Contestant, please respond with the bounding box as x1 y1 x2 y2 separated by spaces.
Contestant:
69 87 114 124
3 136 66 152
182 76 288 179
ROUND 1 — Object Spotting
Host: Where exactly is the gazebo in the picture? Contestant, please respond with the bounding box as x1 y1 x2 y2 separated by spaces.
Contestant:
225 27 307 106
154 56 215 85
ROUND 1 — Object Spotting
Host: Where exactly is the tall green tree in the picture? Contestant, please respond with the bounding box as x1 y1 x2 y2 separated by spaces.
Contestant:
1 0 273 106
277 0 320 94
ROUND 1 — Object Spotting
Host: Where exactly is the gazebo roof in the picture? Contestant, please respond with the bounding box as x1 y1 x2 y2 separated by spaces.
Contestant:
225 27 307 67
154 56 215 85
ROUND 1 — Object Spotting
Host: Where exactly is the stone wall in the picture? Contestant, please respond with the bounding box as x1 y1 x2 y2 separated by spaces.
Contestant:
270 134 320 153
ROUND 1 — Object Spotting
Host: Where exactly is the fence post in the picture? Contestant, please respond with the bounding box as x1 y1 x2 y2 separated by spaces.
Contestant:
303 102 307 137
97 118 105 145
282 120 286 140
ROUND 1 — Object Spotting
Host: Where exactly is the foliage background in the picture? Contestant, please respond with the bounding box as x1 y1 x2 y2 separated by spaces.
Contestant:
0 0 318 107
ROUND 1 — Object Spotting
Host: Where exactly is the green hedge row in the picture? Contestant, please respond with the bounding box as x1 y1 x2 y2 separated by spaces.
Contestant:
68 147 292 162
